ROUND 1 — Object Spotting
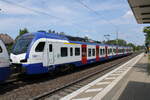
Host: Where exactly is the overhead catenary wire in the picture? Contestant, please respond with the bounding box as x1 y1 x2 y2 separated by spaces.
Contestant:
0 0 64 20
0 0 86 34
1 0 118 41
76 0 118 30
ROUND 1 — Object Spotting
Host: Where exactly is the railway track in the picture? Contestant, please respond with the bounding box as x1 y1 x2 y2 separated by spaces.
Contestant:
32 53 139 100
1 73 21 85
0 53 140 100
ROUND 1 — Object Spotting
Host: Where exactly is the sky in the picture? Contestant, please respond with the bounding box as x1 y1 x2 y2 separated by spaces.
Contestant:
0 0 148 45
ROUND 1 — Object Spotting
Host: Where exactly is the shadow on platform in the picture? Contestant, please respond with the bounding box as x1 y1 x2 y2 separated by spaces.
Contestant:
119 56 150 100
118 81 150 100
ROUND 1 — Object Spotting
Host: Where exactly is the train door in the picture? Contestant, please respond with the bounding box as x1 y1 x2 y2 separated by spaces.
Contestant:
82 45 87 64
96 46 99 61
48 43 54 66
116 47 118 56
105 46 108 58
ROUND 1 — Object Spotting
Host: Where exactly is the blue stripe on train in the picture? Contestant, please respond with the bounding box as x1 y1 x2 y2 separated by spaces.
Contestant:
22 54 126 75
0 67 11 82
22 57 107 75
22 61 82 74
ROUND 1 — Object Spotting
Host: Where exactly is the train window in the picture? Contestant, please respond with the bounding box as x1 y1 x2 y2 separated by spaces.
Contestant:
0 46 2 53
88 49 91 57
103 49 105 55
75 48 80 56
113 49 116 53
35 42 45 52
49 44 52 52
100 49 103 55
61 47 68 57
110 49 112 54
119 49 121 53
70 48 73 56
92 49 95 56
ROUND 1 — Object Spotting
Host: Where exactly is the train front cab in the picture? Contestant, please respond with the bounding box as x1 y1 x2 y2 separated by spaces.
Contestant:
0 40 10 82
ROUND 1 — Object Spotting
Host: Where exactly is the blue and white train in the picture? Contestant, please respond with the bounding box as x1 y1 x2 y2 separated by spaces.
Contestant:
10 32 133 75
0 40 10 82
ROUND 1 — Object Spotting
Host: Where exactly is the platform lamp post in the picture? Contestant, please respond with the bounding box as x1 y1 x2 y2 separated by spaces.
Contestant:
104 34 110 44
111 30 119 45
116 30 119 45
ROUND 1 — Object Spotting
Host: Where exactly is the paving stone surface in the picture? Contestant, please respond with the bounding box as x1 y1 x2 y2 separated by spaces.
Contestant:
119 55 150 100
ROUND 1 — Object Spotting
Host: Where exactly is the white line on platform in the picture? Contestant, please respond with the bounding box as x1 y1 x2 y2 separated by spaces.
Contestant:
105 77 116 80
110 73 120 76
115 71 124 73
96 82 111 85
85 88 103 93
118 69 126 71
72 97 92 100
60 53 144 100
92 53 143 100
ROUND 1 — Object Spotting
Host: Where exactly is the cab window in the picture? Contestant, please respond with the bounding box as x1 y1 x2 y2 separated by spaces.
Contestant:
35 42 45 52
0 46 2 53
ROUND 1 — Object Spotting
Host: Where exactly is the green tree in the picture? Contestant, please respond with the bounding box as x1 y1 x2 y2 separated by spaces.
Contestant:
143 26 150 52
19 28 29 36
16 28 29 40
105 39 127 46
127 43 135 47
52 30 55 33
59 32 65 35
127 43 136 51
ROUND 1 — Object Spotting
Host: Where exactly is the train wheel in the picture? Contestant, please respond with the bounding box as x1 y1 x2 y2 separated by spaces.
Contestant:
59 64 75 73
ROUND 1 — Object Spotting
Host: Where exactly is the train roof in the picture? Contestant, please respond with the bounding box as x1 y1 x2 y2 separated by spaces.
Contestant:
21 32 129 47
22 32 68 40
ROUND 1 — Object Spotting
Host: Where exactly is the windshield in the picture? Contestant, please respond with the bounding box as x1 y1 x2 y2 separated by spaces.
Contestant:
12 35 34 55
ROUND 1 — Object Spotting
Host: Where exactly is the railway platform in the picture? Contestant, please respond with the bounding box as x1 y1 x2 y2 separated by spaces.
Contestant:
59 53 148 100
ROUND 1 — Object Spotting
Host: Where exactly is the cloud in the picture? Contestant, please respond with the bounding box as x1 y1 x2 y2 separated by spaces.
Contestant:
123 10 133 19
94 3 126 11
103 10 135 25
0 0 145 45
0 1 37 15
50 6 72 15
